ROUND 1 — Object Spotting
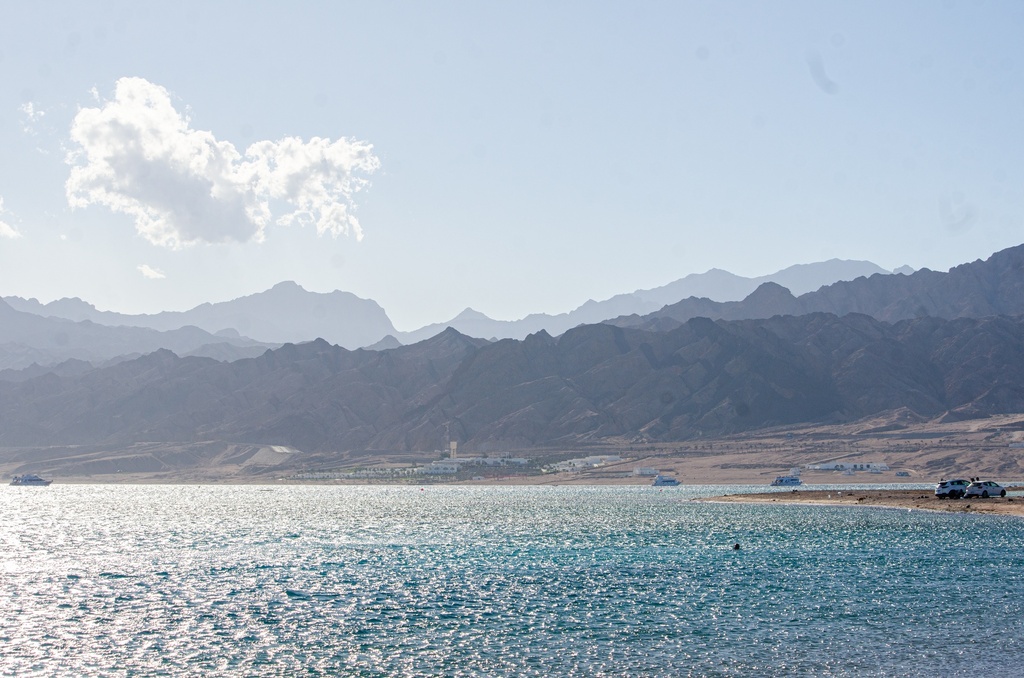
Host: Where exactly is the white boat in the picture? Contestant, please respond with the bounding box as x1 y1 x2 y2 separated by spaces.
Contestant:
10 473 52 486
770 475 802 487
652 474 680 486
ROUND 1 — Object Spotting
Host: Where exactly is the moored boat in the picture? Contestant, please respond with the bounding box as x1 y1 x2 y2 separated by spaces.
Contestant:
652 474 680 486
10 473 52 486
770 475 802 487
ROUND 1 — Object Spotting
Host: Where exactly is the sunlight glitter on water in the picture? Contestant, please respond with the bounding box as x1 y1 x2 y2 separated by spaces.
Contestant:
2 484 1023 676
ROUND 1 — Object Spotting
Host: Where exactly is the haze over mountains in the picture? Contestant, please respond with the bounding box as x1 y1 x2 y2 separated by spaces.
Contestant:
0 298 274 372
4 281 395 349
393 258 894 344
3 257 894 359
613 244 1024 331
3 244 1024 479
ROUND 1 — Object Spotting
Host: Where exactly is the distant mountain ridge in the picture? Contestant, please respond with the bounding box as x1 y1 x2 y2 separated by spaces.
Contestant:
0 298 274 371
612 244 1024 330
395 258 893 343
4 281 396 349
7 243 1024 378
5 259 894 349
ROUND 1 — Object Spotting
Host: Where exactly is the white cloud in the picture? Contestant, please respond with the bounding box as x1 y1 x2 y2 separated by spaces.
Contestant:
0 197 22 239
137 264 166 279
19 102 45 135
65 77 380 249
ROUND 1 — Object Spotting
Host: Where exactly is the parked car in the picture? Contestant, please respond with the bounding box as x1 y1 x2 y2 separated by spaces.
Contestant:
935 479 970 499
964 481 1006 499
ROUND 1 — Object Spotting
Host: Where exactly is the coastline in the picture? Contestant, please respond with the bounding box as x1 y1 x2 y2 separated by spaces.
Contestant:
12 476 1024 517
699 488 1024 517
7 413 1024 488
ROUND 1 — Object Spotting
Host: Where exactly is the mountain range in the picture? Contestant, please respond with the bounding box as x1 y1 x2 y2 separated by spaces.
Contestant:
2 243 1023 478
3 258 894 356
0 298 275 372
3 281 395 349
613 244 1024 331
392 259 894 343
1 311 1022 466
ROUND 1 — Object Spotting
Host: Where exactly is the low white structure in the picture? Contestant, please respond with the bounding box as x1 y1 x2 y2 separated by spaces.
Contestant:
551 460 589 472
417 461 461 475
551 455 623 473
806 462 890 472
414 455 531 475
292 471 346 480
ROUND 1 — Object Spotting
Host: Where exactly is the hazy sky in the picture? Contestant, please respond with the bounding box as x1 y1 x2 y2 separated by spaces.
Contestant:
1 2 1022 330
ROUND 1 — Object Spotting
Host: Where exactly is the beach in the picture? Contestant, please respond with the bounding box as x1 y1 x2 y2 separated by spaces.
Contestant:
702 487 1024 517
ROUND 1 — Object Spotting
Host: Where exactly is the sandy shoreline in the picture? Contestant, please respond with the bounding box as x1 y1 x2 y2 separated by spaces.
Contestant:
700 488 1024 517
8 412 1024 488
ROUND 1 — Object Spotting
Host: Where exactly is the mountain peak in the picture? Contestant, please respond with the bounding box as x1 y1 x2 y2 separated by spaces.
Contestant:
268 281 306 293
745 281 797 302
452 308 492 322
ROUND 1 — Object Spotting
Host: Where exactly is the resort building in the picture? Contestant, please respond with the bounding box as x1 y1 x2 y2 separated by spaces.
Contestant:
805 462 890 472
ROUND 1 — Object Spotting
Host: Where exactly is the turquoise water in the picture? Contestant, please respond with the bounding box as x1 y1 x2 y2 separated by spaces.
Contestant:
2 485 1023 676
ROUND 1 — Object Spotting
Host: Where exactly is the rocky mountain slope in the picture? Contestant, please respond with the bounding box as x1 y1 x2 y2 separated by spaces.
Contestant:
1 313 1022 459
614 243 1024 330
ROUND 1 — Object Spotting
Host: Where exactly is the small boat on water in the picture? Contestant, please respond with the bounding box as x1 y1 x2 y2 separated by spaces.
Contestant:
652 474 680 487
10 473 52 486
770 475 802 487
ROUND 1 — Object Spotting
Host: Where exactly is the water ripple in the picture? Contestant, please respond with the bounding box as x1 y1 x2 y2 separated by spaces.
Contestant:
2 484 1023 676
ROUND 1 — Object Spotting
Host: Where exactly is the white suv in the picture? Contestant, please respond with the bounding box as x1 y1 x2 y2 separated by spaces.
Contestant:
964 481 1006 499
935 479 969 499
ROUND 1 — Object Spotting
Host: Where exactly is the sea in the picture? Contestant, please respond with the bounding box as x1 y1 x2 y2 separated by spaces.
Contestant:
3 484 1023 677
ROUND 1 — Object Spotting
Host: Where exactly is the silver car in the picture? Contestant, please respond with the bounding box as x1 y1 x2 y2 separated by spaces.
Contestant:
935 478 969 499
963 481 1006 498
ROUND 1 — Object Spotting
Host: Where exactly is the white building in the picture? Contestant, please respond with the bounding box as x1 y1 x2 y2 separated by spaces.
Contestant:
806 462 890 472
551 455 623 473
416 461 461 475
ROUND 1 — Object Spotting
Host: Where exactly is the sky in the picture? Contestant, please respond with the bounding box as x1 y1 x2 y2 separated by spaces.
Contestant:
1 1 1022 331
